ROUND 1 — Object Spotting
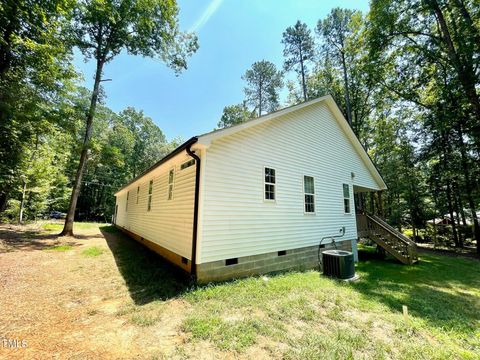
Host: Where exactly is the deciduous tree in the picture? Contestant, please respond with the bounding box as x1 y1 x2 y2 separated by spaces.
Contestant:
61 0 198 236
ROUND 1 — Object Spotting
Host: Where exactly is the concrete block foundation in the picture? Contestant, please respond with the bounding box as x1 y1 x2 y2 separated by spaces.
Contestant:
196 240 354 283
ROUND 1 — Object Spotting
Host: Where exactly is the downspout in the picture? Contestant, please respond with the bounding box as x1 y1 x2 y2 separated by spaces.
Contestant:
186 139 200 279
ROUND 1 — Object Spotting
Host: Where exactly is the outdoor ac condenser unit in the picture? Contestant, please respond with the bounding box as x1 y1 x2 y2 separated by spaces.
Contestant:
322 250 355 280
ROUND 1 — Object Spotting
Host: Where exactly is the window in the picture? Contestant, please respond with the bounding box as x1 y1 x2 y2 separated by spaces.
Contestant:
136 186 140 204
126 191 129 211
168 169 174 200
181 159 195 170
343 183 351 214
264 167 276 200
147 180 153 211
304 176 315 213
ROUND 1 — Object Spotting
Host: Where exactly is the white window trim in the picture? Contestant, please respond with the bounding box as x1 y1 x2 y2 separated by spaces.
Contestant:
343 183 351 215
303 175 316 215
263 166 276 203
167 167 175 200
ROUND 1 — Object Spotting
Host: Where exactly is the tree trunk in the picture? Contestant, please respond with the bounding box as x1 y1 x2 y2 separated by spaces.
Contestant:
454 182 468 227
378 191 384 219
452 182 464 247
369 192 375 214
18 178 26 224
258 78 263 117
432 197 438 248
299 46 307 101
0 192 8 213
60 59 104 236
428 0 480 128
340 51 352 126
445 181 460 247
412 218 417 243
455 122 480 254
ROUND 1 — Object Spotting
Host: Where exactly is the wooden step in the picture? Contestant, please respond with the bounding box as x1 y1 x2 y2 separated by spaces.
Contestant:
364 214 418 265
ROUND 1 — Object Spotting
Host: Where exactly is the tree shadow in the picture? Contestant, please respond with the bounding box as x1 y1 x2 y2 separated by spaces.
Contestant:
0 227 91 252
352 247 480 334
100 226 193 305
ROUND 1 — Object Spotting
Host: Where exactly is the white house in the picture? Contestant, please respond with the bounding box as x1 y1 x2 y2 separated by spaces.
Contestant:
114 95 387 282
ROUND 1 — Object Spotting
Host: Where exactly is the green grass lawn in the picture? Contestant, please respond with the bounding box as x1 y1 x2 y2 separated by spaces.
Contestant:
81 246 103 257
42 221 107 232
104 227 479 359
44 244 74 251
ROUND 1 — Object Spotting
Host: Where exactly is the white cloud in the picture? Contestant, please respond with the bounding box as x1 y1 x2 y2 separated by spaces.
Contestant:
189 0 223 32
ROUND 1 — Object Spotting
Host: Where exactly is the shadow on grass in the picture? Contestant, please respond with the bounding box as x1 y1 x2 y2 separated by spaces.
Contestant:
0 227 93 252
100 225 193 305
353 246 480 334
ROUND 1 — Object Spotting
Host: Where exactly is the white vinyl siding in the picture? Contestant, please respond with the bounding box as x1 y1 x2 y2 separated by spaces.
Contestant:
199 102 380 263
114 153 196 259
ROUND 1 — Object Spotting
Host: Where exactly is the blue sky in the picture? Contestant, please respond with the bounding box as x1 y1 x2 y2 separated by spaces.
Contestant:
74 0 369 141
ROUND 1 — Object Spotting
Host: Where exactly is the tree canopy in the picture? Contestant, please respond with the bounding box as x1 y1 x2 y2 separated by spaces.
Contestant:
282 20 315 101
243 60 284 117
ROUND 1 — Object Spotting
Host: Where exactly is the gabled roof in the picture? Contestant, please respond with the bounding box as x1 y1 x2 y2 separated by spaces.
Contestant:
197 95 387 190
116 95 387 195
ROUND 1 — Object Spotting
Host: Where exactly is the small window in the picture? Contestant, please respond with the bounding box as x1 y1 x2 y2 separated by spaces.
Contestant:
264 167 276 201
168 169 175 200
126 191 129 211
278 250 287 256
343 183 351 214
181 159 195 170
147 180 153 211
304 176 315 213
136 186 140 204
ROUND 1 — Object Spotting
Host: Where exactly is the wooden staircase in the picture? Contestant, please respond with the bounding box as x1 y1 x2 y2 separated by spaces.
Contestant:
359 214 418 265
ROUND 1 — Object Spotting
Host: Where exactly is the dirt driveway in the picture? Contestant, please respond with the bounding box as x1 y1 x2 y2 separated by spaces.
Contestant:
0 223 193 360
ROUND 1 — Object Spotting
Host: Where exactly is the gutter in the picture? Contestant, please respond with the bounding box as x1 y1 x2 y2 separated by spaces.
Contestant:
186 140 201 279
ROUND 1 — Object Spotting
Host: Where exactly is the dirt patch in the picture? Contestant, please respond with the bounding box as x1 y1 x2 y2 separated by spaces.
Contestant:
0 223 190 359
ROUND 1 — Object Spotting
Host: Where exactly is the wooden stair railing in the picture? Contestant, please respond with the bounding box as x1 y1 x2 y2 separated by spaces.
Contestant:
364 214 418 265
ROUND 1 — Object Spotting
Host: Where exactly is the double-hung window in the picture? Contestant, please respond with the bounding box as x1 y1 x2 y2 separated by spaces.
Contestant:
136 186 140 204
264 167 276 201
343 184 351 214
147 180 153 211
168 169 175 200
126 191 129 211
304 176 315 213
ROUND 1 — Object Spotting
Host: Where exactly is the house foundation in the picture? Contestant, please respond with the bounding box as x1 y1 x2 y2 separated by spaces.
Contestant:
196 240 354 283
